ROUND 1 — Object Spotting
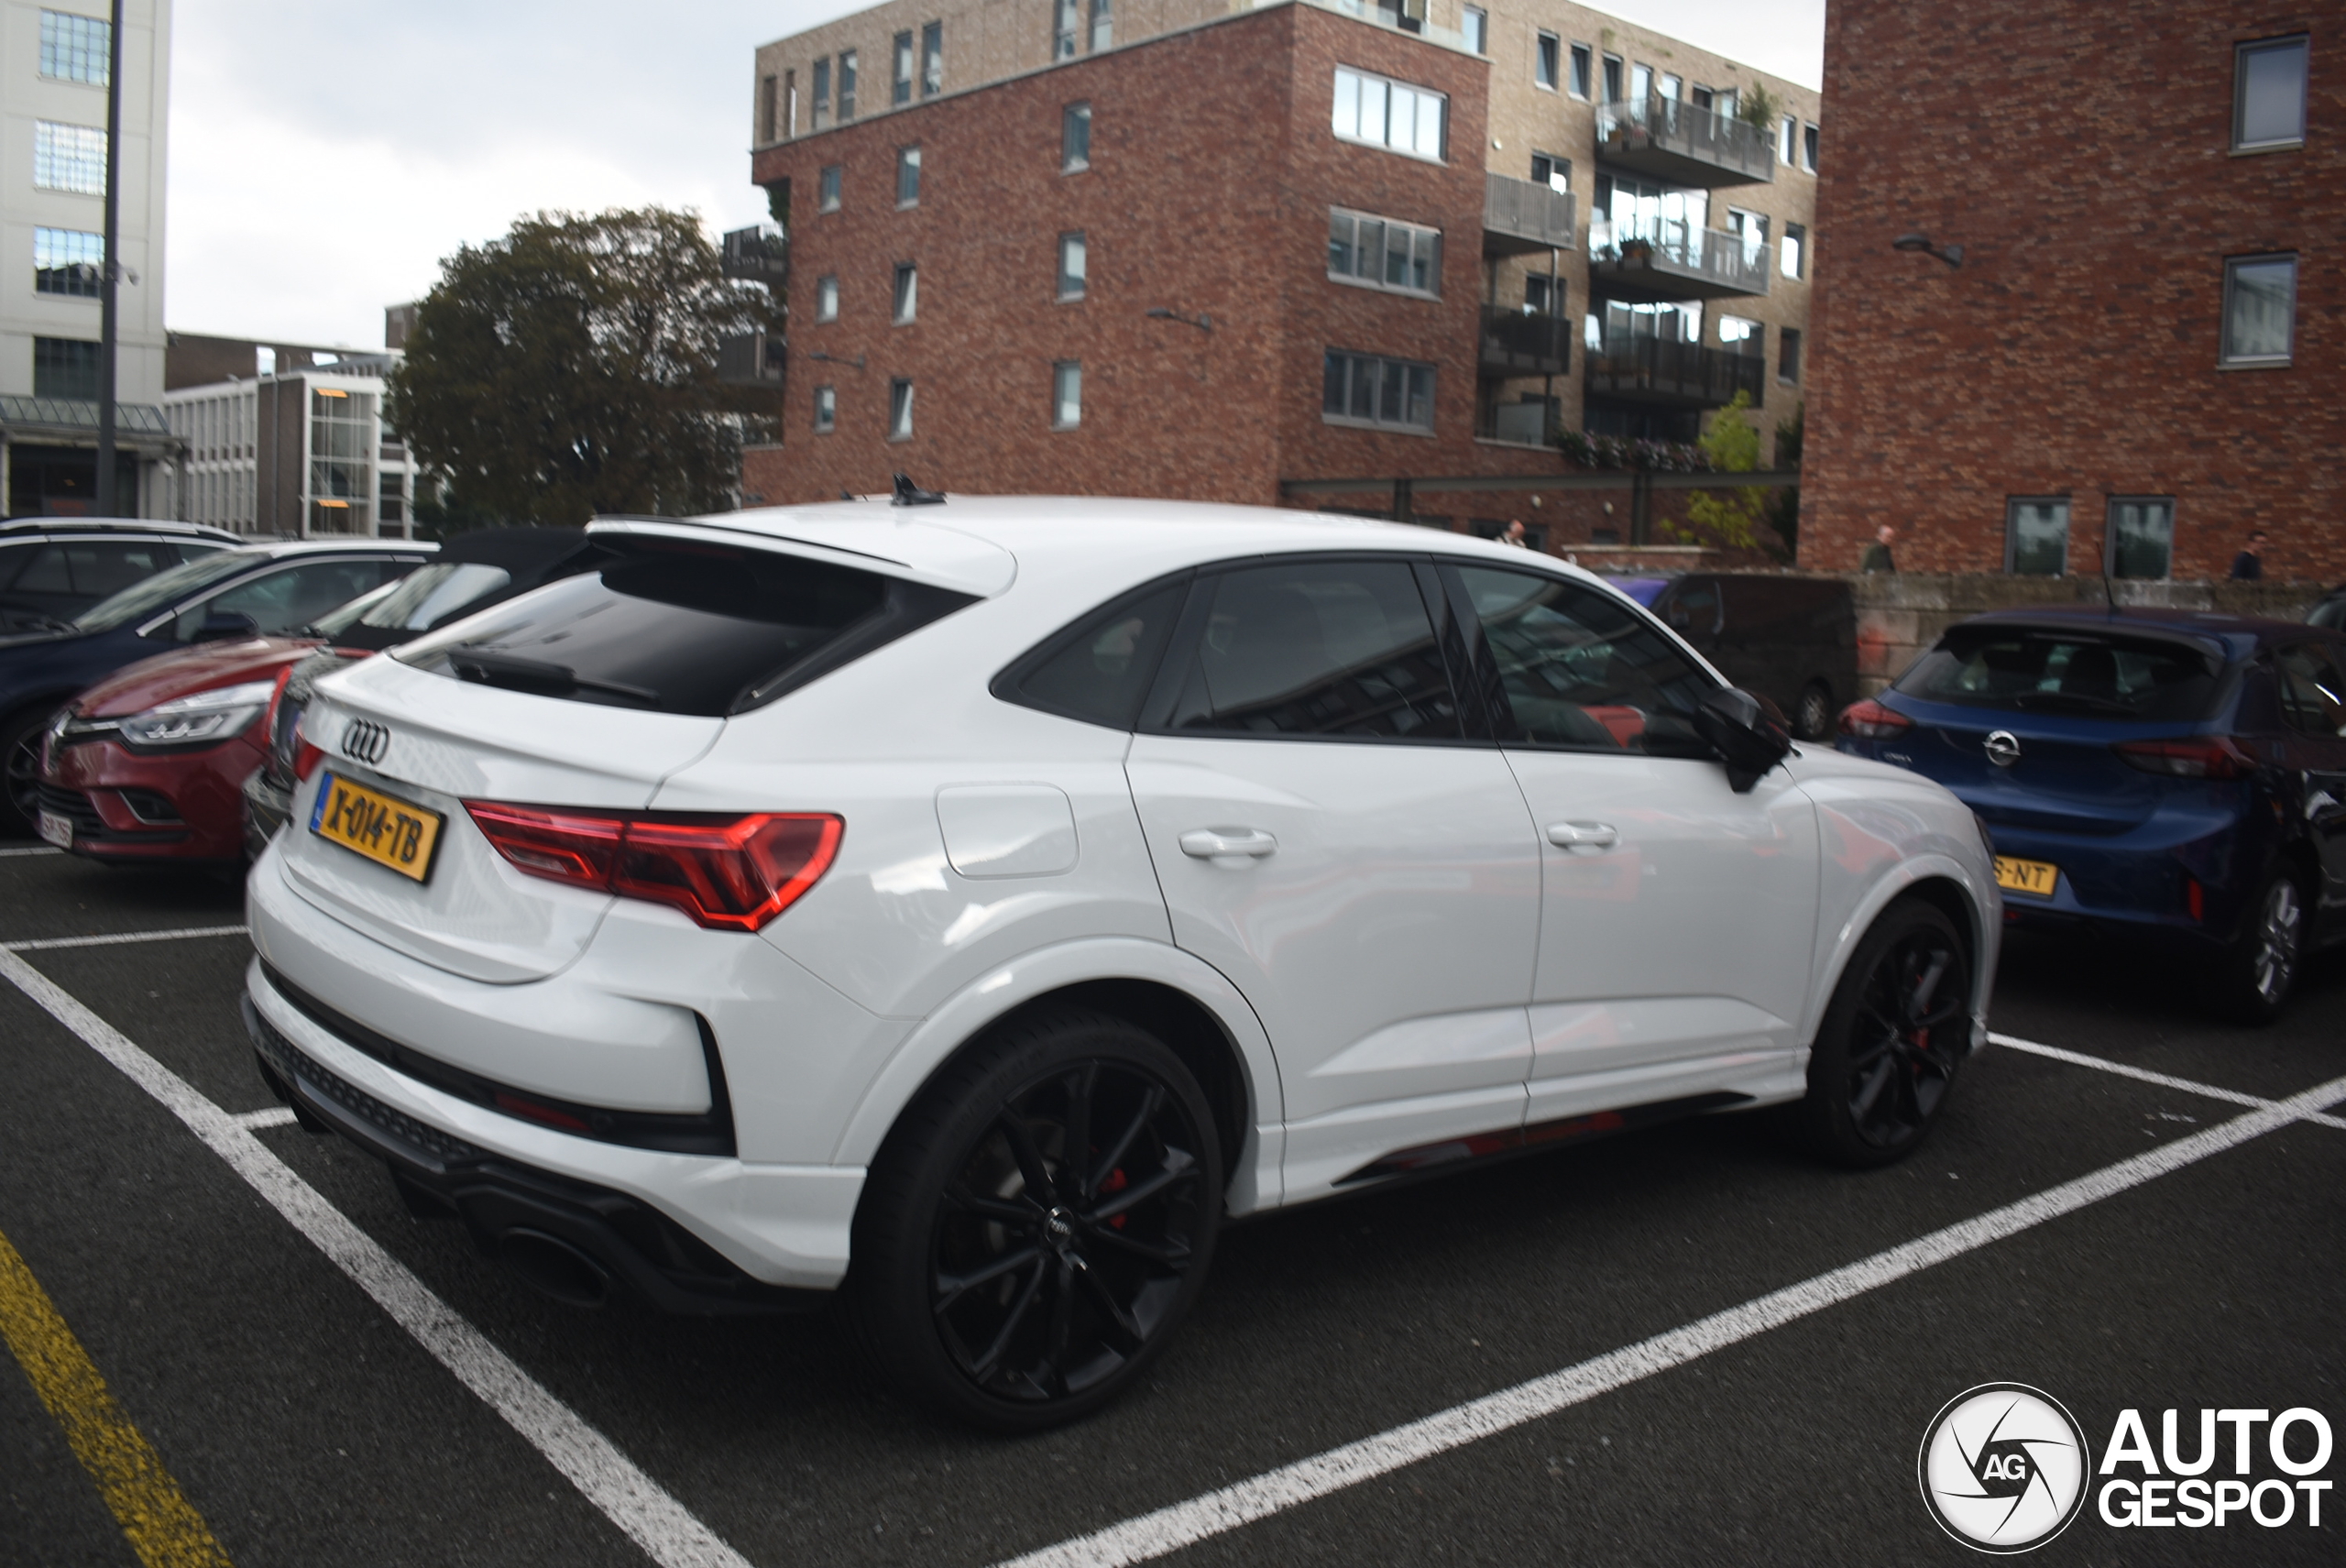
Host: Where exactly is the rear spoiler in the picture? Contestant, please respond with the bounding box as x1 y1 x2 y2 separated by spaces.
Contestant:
1935 619 2228 674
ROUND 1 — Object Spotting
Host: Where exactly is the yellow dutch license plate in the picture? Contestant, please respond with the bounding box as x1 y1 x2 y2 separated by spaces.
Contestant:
310 771 444 883
1993 856 2058 898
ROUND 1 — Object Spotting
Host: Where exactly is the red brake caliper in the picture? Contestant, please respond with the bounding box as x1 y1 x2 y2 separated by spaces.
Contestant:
1100 1166 1128 1228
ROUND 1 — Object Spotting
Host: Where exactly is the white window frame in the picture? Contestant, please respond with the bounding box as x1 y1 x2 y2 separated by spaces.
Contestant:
1568 42 1593 100
1802 122 1819 173
1331 66 1447 163
1052 361 1082 430
1326 208 1442 299
893 261 918 323
815 275 839 322
1058 232 1088 301
1062 102 1091 172
2220 253 2297 367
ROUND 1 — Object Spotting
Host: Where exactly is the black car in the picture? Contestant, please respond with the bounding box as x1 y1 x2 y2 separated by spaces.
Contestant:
0 540 435 835
0 518 244 635
1650 573 1858 740
2309 586 2346 631
241 528 596 856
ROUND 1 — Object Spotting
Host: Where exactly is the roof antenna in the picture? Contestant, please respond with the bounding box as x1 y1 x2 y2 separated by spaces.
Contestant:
892 473 946 507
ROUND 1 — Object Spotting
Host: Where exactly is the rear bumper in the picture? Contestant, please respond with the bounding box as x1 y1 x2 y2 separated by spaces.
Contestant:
241 764 292 861
41 732 259 862
1973 814 2271 952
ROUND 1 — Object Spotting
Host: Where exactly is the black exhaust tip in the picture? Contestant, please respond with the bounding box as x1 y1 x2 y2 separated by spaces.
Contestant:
499 1228 610 1309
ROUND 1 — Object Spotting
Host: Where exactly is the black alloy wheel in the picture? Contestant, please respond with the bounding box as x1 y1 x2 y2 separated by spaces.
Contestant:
1795 682 1834 742
851 1009 1222 1430
1800 900 1972 1167
0 706 55 837
2207 867 2306 1025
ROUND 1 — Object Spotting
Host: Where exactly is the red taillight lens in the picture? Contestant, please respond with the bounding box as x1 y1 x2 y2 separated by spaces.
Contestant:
465 803 842 931
1838 697 1913 740
291 711 324 783
2112 737 2255 780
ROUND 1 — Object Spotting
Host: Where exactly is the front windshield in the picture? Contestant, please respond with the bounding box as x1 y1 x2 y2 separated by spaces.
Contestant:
353 562 513 632
305 579 405 638
72 550 268 633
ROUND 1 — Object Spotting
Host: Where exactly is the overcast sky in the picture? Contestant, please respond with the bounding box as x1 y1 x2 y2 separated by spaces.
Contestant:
163 0 1825 347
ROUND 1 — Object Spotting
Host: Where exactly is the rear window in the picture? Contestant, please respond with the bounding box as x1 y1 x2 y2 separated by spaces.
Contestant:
1894 629 2224 720
392 537 970 716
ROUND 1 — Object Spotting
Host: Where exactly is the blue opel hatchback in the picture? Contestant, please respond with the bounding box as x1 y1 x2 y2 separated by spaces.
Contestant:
1837 609 2346 1021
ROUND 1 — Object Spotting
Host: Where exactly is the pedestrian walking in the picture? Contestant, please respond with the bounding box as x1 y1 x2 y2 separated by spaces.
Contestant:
1499 521 1530 549
1860 523 1897 573
2229 530 2267 581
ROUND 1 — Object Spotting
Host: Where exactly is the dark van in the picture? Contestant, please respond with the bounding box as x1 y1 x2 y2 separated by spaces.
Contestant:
1650 574 1858 740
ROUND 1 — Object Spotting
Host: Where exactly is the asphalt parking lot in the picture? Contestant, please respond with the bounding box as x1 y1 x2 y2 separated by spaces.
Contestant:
1 845 2339 1567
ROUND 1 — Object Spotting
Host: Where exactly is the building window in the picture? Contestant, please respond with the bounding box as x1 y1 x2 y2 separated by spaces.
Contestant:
1091 0 1112 52
1058 232 1087 300
379 473 406 528
812 58 831 129
1053 361 1082 429
34 228 102 298
1331 67 1447 161
1725 207 1770 266
814 385 837 433
1780 115 1799 165
838 50 858 120
1718 314 1761 350
897 145 922 205
758 74 778 143
1569 43 1593 99
2234 36 2309 149
1529 152 1569 191
1054 0 1079 59
889 378 915 440
1803 123 1819 172
33 337 100 401
1536 32 1560 90
893 262 919 323
1781 223 1806 280
1327 209 1441 297
819 165 842 212
2005 498 2071 576
1063 102 1091 170
1522 275 1562 315
2221 254 2297 365
893 31 915 104
1322 351 1435 433
1630 62 1652 103
1778 326 1803 383
2107 498 2175 580
34 122 106 194
1691 84 1714 111
922 22 944 96
816 275 839 321
785 69 797 137
1462 7 1486 55
1601 54 1623 103
39 10 109 84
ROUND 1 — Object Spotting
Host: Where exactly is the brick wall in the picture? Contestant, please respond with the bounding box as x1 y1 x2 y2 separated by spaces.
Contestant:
1803 1 2345 585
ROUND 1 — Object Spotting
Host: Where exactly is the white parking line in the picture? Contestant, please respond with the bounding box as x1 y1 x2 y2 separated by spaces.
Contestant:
4 924 249 953
0 846 61 858
231 1106 299 1131
0 948 754 1568
996 1071 2346 1568
1990 1031 2346 1131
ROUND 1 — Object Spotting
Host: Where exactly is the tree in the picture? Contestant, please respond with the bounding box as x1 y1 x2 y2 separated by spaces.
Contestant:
1764 402 1803 564
1673 391 1771 551
1738 84 1782 135
387 208 776 526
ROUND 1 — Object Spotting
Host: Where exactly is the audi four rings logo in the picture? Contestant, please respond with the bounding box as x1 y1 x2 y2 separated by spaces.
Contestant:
1920 1384 2091 1552
1984 730 2023 768
342 718 390 765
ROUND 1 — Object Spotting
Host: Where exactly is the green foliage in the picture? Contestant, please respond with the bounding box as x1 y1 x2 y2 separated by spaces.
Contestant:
386 207 777 526
1765 402 1804 563
1672 391 1771 551
1738 84 1781 133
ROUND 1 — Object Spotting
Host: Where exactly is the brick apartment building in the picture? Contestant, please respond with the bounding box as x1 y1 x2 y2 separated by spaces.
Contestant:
1803 2 2341 583
741 0 1821 541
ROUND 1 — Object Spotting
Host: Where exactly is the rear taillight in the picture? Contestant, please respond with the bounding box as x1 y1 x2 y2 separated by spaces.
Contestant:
2112 737 2255 780
1838 697 1913 740
465 803 842 931
290 711 324 783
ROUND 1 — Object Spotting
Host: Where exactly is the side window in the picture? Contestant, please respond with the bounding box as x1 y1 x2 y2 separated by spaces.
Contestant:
998 579 1188 729
1164 560 1459 740
10 544 73 597
68 541 172 598
1660 579 1719 640
171 560 403 641
1454 566 1715 752
2276 643 2346 739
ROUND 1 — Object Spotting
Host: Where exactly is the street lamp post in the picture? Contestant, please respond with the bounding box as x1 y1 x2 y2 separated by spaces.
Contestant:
94 0 126 515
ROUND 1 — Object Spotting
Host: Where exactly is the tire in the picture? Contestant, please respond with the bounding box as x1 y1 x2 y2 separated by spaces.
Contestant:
848 1007 1223 1431
2203 867 2307 1025
0 704 57 838
1794 681 1834 742
1797 900 1973 1168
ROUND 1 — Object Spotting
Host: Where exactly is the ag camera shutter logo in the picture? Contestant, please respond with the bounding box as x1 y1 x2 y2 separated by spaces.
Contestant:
1918 1384 2091 1552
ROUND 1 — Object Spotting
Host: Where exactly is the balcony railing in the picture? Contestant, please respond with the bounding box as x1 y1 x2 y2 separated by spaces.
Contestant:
718 330 785 388
1586 220 1771 302
1483 172 1576 257
1594 93 1776 188
721 225 789 287
1584 334 1764 409
1478 307 1570 377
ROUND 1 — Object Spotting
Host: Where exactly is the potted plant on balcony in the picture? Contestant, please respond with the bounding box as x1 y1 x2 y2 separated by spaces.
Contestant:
1618 236 1654 266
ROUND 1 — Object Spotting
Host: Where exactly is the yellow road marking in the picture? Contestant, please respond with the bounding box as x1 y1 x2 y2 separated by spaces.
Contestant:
0 1224 234 1568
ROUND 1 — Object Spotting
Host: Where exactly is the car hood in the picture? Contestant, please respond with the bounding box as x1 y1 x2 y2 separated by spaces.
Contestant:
76 637 323 718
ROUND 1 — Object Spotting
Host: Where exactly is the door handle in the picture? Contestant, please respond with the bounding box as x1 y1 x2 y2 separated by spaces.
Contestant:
1546 820 1619 850
1179 828 1279 861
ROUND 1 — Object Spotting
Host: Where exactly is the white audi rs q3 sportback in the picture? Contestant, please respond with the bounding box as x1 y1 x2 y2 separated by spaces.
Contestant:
243 493 1999 1430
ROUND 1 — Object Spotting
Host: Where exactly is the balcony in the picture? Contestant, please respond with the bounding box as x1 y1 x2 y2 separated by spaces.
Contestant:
1594 95 1775 189
1483 172 1576 257
718 330 785 388
1586 221 1771 302
1584 335 1764 410
721 225 788 287
1479 307 1570 377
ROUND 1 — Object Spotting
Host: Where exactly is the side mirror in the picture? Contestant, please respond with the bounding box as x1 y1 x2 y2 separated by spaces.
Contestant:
192 610 259 642
1694 686 1793 793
